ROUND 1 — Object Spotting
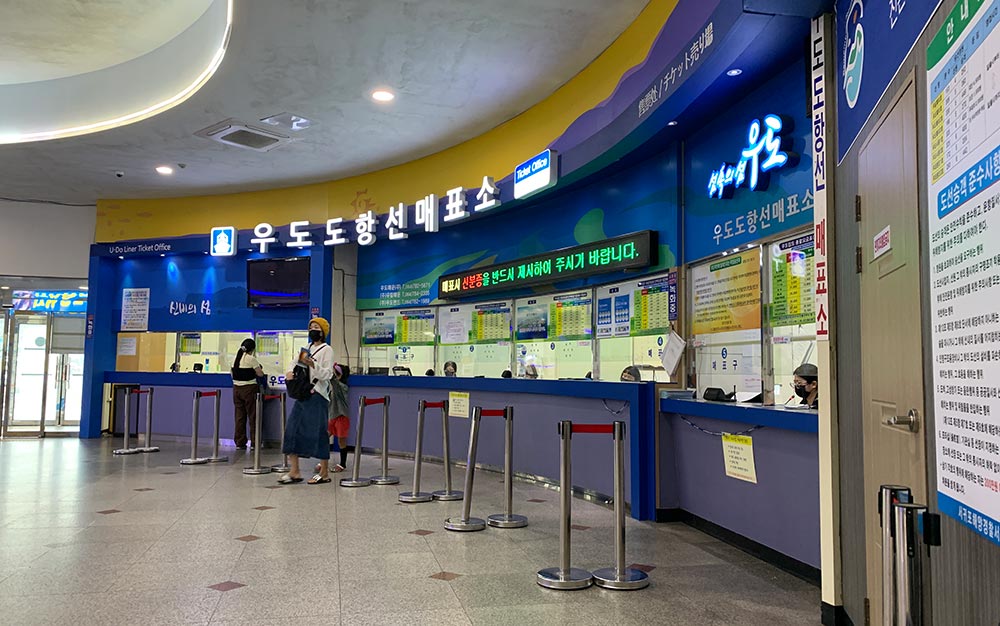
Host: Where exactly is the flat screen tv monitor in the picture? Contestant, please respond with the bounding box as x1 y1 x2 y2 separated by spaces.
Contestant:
246 257 310 308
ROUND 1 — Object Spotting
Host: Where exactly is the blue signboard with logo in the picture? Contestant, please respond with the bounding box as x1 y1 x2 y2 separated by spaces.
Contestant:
836 0 942 162
13 290 88 314
684 60 814 262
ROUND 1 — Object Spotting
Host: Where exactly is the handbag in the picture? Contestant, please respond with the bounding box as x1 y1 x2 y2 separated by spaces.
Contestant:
286 345 327 401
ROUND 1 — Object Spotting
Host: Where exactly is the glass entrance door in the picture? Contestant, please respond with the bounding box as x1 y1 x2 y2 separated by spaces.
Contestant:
5 313 50 431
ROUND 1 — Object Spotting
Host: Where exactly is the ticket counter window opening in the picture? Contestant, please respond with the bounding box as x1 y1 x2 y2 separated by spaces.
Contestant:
596 335 678 382
765 232 818 403
360 309 437 376
513 292 593 380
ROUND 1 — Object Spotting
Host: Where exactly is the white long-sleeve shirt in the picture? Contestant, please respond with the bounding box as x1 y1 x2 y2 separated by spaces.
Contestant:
290 343 334 401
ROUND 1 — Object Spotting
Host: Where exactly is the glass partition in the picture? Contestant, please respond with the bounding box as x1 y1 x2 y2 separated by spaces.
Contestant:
360 309 436 375
767 233 818 402
514 291 593 379
438 301 513 377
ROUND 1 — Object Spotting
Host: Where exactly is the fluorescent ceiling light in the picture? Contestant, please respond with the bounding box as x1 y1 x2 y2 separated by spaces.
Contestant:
371 90 395 102
0 286 9 290
156 166 174 175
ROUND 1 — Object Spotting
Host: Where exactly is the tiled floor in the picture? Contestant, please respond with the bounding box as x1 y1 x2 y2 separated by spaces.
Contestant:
0 438 820 625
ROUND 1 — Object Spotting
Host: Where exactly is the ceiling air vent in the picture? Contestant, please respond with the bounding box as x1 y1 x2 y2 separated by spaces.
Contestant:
194 119 293 152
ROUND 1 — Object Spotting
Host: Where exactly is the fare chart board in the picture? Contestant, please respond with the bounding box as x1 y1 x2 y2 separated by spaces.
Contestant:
439 301 513 344
770 234 815 328
927 0 1000 546
515 292 592 342
595 271 678 338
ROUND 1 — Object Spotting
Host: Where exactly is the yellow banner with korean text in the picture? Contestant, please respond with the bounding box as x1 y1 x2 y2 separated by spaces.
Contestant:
690 248 761 335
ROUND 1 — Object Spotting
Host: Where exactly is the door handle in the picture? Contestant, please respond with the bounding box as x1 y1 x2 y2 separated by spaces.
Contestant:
884 409 920 433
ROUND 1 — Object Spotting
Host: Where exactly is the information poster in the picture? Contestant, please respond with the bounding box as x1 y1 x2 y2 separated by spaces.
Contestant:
927 0 1000 546
449 392 470 418
120 288 150 331
691 249 762 335
117 336 137 357
362 313 396 346
396 309 435 345
515 299 550 340
770 234 815 327
550 292 592 341
722 434 757 484
473 302 512 342
179 333 202 354
595 271 678 338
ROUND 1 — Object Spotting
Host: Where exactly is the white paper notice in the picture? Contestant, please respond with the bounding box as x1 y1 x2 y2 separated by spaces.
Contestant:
448 392 470 419
660 331 686 376
121 288 150 332
721 434 757 484
117 336 137 356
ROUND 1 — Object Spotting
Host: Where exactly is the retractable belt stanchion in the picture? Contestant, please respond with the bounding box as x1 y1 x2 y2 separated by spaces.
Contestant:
444 407 486 532
341 395 376 487
894 502 935 626
537 420 593 590
399 399 439 503
205 389 228 463
271 393 290 473
369 396 398 485
113 387 142 455
488 406 527 529
879 484 911 626
135 387 160 453
244 393 279 475
432 399 462 501
592 421 648 590
180 390 212 465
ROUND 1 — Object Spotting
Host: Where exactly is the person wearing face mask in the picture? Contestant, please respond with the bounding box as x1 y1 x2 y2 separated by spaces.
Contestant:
620 365 641 382
792 363 819 409
443 361 458 377
278 317 335 484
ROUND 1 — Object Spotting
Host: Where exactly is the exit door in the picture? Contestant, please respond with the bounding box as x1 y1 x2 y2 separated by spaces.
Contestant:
858 80 929 625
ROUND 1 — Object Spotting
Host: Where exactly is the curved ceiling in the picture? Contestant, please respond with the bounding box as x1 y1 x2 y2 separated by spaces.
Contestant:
0 0 214 85
0 0 649 205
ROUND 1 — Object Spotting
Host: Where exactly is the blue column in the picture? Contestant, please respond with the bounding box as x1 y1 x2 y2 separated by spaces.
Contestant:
79 252 117 439
309 244 334 323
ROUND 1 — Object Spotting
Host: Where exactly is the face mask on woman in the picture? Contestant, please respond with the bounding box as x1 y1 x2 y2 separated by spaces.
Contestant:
795 384 811 399
308 329 324 344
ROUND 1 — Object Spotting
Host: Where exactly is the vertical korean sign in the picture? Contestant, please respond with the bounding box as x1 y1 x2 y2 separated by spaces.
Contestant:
927 0 1000 546
812 16 831 341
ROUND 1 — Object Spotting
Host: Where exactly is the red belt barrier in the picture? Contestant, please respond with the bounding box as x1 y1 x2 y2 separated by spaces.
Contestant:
199 391 219 398
571 424 614 434
263 394 282 401
480 409 507 417
424 401 446 409
130 389 150 395
364 397 387 406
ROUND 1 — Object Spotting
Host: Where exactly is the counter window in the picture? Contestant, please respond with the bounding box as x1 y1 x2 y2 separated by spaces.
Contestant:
514 292 592 379
437 301 513 377
360 309 436 376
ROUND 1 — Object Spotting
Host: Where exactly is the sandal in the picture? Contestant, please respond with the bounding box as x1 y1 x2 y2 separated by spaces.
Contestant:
308 474 331 484
332 464 345 473
277 474 303 484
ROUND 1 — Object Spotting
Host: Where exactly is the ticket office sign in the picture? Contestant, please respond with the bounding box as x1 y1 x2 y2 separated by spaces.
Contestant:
926 0 1000 546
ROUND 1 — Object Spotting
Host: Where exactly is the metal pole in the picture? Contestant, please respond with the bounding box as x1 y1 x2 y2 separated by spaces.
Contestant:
400 400 432 502
444 408 485 531
38 315 53 438
113 388 139 455
180 391 208 464
488 406 527 528
538 421 592 589
207 390 227 463
433 399 462 501
137 388 160 453
894 502 930 626
271 392 291 472
370 397 399 485
341 395 372 487
244 392 270 475
879 484 911 626
593 421 648 590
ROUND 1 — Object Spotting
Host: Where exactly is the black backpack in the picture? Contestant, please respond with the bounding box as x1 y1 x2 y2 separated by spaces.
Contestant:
287 345 327 401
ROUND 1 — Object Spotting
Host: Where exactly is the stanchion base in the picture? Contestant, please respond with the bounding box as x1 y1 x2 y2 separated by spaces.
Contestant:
591 568 649 590
340 477 372 487
113 448 140 455
136 447 160 453
271 464 291 473
432 490 463 501
487 513 528 529
444 516 486 532
243 467 272 475
398 491 434 503
536 567 594 590
180 458 210 465
206 456 229 463
370 475 400 485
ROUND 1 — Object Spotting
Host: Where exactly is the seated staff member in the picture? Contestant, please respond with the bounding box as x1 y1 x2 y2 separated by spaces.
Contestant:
443 361 458 377
231 338 265 449
620 365 641 382
793 363 819 409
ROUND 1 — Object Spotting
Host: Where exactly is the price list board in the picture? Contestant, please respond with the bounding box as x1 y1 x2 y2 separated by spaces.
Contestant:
927 0 1000 546
770 235 815 328
595 271 678 338
549 293 592 341
474 304 512 342
396 309 436 345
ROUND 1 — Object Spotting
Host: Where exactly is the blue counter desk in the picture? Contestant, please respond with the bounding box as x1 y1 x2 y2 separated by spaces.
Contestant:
101 372 657 520
658 397 820 576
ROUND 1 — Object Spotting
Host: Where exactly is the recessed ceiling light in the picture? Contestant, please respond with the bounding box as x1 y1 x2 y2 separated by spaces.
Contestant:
0 286 9 290
155 165 174 175
667 120 678 126
118 256 125 260
371 90 395 102
259 112 313 131
726 68 743 77
160 253 166 257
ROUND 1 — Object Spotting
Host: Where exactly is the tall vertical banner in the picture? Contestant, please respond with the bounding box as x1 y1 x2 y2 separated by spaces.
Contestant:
812 17 832 341
926 0 1000 547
